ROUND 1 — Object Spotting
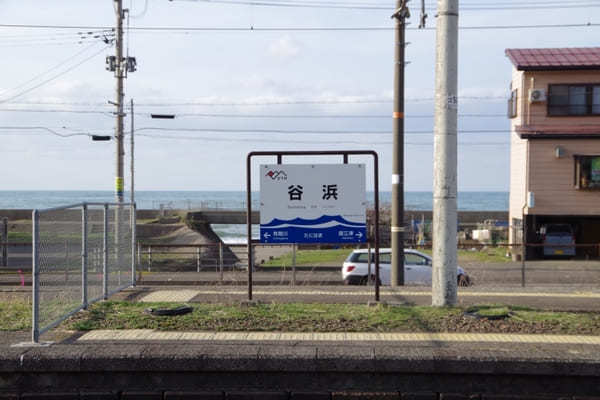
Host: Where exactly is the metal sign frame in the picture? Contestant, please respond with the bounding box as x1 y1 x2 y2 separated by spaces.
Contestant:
246 150 381 302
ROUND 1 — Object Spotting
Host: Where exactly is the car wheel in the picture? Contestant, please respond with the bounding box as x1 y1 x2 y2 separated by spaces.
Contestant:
457 274 471 287
361 275 381 286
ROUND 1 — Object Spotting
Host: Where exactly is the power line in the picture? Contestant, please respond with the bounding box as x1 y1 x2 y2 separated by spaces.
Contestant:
153 112 508 119
0 22 598 32
1 95 510 107
0 108 113 115
133 127 512 134
171 0 600 11
0 126 91 137
0 41 104 97
135 133 509 145
0 44 112 104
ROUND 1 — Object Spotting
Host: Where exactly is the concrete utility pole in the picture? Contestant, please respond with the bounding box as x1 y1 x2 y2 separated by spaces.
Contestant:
390 0 410 287
115 0 125 203
130 98 135 205
432 0 459 306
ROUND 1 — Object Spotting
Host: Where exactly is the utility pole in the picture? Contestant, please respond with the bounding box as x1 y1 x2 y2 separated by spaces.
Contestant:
115 0 125 203
432 0 459 306
390 0 409 287
130 98 135 205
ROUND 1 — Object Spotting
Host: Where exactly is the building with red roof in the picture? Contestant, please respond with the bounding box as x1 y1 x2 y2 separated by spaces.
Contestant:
506 47 600 260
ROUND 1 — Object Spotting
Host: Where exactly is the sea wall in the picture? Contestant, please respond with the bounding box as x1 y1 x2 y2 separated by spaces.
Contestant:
0 209 509 224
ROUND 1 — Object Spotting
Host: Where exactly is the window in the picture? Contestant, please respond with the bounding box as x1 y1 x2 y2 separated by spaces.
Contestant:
574 155 600 189
405 253 430 266
548 84 600 116
507 89 518 118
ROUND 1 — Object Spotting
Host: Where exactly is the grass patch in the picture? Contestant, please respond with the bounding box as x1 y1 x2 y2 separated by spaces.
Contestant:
65 301 462 332
4 300 598 335
62 301 600 335
0 301 31 330
7 232 32 243
262 247 512 267
466 305 511 319
261 248 353 267
417 247 511 263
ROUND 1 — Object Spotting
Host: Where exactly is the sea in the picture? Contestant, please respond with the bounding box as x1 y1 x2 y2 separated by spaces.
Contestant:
0 191 508 244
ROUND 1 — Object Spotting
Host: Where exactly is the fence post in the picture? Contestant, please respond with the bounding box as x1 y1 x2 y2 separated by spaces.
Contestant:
82 204 88 309
219 242 224 283
196 247 201 273
131 203 137 287
1 217 7 267
148 246 152 271
292 243 297 286
103 204 109 300
521 219 526 288
368 241 372 286
32 210 40 344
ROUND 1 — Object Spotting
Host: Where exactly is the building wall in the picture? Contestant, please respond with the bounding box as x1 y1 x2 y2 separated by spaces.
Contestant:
527 139 600 215
508 68 600 241
508 69 527 244
523 70 600 127
508 131 527 244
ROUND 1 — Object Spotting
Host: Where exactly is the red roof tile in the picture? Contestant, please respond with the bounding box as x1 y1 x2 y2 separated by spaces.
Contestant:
506 48 600 70
516 125 600 139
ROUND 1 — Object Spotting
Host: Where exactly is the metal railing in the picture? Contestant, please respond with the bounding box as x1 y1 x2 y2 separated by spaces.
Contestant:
31 202 136 343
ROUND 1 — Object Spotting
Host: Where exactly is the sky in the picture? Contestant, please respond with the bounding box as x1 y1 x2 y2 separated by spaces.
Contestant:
1 0 599 192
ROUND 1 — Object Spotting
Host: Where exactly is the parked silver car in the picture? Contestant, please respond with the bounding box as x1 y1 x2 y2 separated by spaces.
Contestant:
542 224 576 257
342 248 472 286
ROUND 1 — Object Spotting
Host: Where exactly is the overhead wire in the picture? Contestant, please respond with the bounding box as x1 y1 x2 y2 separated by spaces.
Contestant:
0 22 598 32
172 0 600 11
0 126 91 138
133 126 512 135
0 41 105 97
0 44 112 104
134 133 508 146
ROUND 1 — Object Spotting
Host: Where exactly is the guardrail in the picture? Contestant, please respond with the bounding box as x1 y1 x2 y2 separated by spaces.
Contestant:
31 202 136 344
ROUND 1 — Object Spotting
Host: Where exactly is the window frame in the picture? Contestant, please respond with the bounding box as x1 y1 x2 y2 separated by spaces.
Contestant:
574 154 600 190
507 88 518 119
548 84 600 117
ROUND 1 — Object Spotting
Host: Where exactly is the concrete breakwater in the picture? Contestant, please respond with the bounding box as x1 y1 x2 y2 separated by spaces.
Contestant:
0 209 508 225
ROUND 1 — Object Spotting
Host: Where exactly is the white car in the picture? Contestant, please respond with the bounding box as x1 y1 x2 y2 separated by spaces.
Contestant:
342 248 472 286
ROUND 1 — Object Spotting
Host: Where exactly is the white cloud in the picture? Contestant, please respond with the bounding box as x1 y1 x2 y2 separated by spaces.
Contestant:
268 35 301 60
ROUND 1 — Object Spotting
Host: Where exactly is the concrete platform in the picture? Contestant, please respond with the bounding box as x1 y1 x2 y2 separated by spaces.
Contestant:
1 329 600 398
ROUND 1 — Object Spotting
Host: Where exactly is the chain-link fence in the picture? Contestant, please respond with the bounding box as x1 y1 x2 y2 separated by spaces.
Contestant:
133 240 600 292
32 202 136 343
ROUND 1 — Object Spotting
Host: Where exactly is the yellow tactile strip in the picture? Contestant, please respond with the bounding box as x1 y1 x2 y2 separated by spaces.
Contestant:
78 330 600 345
140 289 600 302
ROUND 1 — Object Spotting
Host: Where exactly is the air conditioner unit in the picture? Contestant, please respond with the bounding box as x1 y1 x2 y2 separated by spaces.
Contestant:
529 88 547 103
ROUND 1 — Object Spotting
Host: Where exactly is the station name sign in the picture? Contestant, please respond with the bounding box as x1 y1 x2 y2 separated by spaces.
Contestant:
260 164 367 244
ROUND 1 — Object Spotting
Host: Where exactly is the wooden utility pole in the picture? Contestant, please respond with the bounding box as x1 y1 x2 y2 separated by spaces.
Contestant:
390 0 410 287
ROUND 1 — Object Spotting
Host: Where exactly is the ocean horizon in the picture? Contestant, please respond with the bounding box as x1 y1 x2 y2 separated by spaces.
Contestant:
0 190 508 211
0 190 509 244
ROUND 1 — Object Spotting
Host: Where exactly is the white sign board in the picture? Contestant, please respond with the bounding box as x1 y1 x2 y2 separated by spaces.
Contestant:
260 164 366 244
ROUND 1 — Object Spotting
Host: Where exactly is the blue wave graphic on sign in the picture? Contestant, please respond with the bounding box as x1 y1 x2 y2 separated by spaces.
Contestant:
262 215 364 228
260 214 366 243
